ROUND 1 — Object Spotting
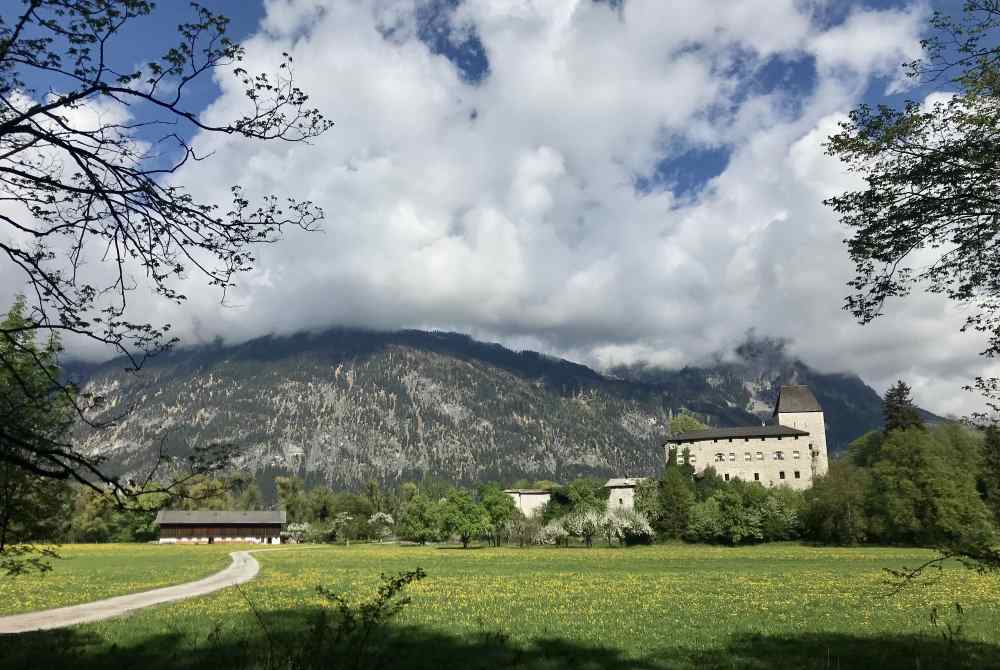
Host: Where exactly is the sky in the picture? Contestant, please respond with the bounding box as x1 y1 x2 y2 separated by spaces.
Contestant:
3 0 997 417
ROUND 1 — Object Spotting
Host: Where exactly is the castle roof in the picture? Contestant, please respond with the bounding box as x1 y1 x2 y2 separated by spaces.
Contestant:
773 385 822 416
666 425 809 443
503 489 551 495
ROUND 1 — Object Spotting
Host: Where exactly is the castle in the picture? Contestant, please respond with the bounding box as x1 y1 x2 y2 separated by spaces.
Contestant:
663 385 829 490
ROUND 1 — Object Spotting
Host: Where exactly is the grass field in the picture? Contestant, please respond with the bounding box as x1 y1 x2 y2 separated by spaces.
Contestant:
0 544 237 615
2 543 1000 669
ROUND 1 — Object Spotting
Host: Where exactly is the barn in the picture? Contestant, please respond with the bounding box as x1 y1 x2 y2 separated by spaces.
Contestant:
154 510 287 545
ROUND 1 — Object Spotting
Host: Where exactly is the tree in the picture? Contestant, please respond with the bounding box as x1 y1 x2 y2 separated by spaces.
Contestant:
669 412 709 435
983 425 1000 526
868 426 994 548
367 512 394 543
275 476 307 523
563 509 604 547
824 4 1000 416
0 1 331 500
0 297 73 574
655 466 696 539
883 381 924 434
803 461 871 545
397 493 440 545
437 489 490 549
479 484 517 547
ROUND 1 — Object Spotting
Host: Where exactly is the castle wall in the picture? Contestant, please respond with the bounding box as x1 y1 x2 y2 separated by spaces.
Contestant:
666 434 814 490
776 410 828 477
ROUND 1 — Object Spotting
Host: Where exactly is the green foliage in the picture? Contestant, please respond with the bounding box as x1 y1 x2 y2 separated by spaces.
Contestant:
0 297 74 572
983 426 1000 526
541 477 608 521
806 424 997 551
847 430 884 467
883 381 924 434
824 4 1000 415
867 426 993 548
479 484 517 547
669 412 709 435
275 477 308 523
437 489 491 548
685 481 803 545
803 461 871 545
635 467 695 540
397 494 441 545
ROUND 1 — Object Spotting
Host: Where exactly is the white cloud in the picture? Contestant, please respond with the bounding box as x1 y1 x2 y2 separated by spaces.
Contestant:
5 0 989 416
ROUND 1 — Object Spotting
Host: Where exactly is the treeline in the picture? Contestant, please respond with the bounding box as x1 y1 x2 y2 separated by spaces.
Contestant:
6 382 1000 553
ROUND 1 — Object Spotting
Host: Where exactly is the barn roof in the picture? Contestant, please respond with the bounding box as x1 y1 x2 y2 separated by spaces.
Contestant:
667 425 809 443
154 510 287 526
773 385 822 416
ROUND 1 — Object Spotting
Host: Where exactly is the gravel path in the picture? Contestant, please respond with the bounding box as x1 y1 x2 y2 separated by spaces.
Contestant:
0 549 261 634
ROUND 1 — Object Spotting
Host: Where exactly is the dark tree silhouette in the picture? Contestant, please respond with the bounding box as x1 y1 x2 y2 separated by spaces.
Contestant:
882 380 924 434
824 4 1000 419
982 425 1000 525
0 1 332 500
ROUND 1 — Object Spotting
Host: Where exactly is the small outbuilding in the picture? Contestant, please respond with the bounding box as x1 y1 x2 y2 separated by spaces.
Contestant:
155 510 287 545
605 478 648 511
504 489 551 517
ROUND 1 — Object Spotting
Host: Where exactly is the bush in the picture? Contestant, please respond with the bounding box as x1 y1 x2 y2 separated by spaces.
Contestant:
537 519 569 546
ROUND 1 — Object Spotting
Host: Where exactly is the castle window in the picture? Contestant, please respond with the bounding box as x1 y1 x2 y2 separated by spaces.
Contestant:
754 472 760 481
744 437 749 442
715 453 725 462
794 436 799 440
713 439 718 443
760 437 765 441
724 474 730 481
729 453 736 461
779 471 786 480
793 451 800 459
774 451 785 461
744 452 752 461
794 471 801 479
756 451 763 461
619 498 624 506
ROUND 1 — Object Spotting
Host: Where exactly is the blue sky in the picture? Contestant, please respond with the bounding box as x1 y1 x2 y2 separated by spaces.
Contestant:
126 0 952 199
3 0 993 415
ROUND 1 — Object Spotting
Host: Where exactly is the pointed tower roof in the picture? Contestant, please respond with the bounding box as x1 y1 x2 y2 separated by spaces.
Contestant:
773 385 822 417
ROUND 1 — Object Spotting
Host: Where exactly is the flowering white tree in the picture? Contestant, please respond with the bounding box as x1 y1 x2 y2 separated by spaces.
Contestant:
285 522 311 544
537 519 569 546
368 512 394 543
610 509 654 545
564 510 606 547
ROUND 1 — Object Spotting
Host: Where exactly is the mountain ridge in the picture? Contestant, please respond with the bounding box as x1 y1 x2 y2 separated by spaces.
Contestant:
69 328 928 489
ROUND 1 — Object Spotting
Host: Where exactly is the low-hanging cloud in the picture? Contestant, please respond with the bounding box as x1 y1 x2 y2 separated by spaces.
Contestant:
4 0 993 416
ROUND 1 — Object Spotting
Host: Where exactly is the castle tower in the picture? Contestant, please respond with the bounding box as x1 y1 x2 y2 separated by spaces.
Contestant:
774 385 828 478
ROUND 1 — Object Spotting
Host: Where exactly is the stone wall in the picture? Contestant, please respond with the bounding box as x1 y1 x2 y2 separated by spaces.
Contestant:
666 434 814 490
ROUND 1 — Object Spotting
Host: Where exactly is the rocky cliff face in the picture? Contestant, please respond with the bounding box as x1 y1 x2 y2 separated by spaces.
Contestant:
71 330 908 488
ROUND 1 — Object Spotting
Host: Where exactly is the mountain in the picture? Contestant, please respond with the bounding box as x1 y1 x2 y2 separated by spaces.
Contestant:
70 329 921 489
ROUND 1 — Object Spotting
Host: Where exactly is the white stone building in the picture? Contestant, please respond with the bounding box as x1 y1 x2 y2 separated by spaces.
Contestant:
604 478 648 511
663 385 829 490
505 489 551 517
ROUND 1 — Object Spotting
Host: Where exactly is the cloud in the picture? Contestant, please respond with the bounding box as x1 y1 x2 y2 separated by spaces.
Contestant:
5 0 988 416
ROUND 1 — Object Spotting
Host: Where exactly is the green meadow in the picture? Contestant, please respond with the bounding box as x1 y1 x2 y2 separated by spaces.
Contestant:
2 543 1000 669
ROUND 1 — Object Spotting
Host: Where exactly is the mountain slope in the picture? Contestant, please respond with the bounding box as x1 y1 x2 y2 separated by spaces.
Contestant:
72 329 915 488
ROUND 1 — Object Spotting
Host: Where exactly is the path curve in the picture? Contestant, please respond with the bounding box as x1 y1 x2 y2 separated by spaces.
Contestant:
0 550 261 634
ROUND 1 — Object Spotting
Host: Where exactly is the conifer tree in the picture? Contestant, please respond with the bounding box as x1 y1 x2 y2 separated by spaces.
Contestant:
883 380 924 434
